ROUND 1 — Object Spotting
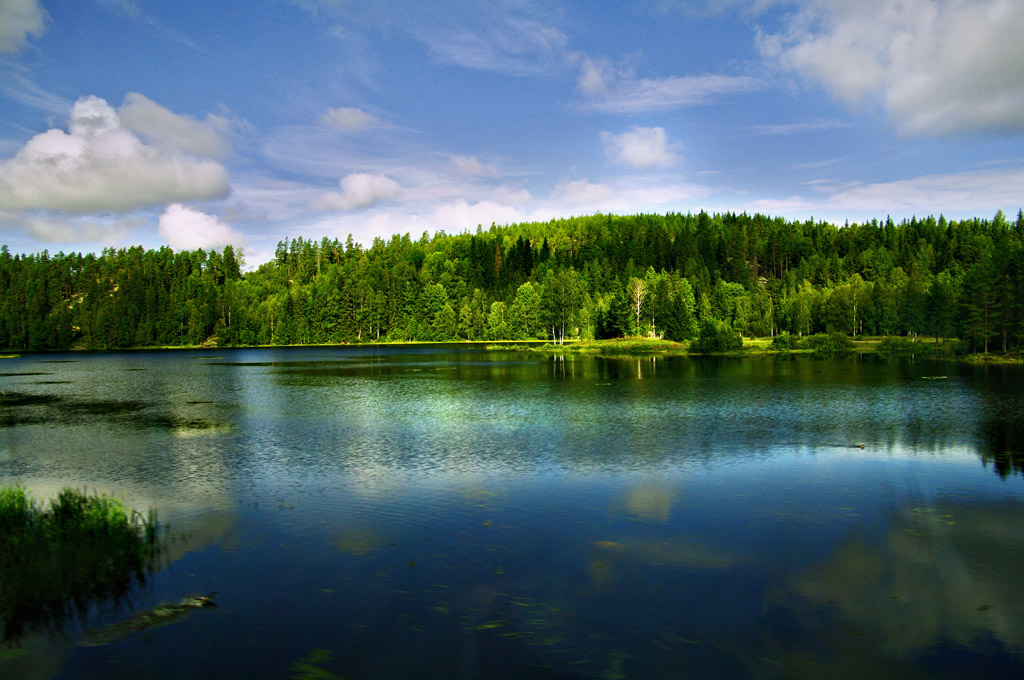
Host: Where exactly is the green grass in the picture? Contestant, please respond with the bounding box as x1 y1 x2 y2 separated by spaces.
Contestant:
0 486 162 644
506 337 691 356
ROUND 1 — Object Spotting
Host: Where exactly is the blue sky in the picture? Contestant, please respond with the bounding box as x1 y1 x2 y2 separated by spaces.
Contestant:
1 0 1023 265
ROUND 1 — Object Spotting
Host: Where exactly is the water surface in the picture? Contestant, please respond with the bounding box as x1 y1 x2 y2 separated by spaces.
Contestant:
1 346 1022 679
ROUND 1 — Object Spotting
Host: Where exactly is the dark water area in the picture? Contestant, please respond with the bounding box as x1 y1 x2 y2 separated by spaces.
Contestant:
1 346 1022 679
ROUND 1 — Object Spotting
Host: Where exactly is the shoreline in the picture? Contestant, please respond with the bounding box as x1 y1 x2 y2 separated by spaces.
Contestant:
2 337 1021 364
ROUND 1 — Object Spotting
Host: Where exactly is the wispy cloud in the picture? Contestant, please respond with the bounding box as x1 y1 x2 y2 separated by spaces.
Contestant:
298 0 567 78
823 167 1024 214
750 167 1024 219
574 54 760 113
790 155 850 170
320 106 381 131
89 0 208 53
750 119 850 136
403 1 568 76
449 155 498 177
0 67 71 114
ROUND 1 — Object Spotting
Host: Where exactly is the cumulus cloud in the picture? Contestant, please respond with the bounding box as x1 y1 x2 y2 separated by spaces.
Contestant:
0 0 45 53
312 172 401 211
759 0 1024 135
118 92 231 157
0 95 230 213
320 106 381 130
575 54 760 113
450 155 498 176
158 204 245 251
601 127 676 168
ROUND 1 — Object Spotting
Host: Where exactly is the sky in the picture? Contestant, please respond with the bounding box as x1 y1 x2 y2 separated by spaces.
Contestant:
1 0 1023 266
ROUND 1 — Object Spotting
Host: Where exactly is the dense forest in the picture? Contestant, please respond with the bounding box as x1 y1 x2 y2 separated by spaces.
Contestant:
1 210 1023 353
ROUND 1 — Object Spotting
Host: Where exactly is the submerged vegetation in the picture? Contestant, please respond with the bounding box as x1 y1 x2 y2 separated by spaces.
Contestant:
1 210 1023 357
0 486 161 644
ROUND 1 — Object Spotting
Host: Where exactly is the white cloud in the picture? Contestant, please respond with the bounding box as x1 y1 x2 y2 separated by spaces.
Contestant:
0 95 230 212
575 54 760 113
118 92 231 157
0 0 45 53
553 179 615 207
750 120 850 136
749 167 1024 220
760 0 1024 136
158 204 245 251
1 68 70 114
24 215 143 244
601 126 676 168
428 199 528 232
312 173 401 211
491 185 532 207
450 155 498 176
824 168 1024 214
405 1 568 76
320 106 381 130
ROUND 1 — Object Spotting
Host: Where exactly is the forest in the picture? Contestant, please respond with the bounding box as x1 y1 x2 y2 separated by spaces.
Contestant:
1 210 1022 353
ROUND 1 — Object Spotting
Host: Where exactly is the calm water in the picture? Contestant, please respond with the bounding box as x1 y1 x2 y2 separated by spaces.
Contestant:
1 346 1022 679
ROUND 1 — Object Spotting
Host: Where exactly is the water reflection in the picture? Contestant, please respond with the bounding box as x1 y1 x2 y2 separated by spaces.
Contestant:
774 500 1024 671
615 485 675 523
0 348 1022 678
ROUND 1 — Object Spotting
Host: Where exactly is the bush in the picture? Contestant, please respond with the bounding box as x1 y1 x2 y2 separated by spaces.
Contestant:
770 332 794 350
0 486 161 643
876 336 920 355
692 319 743 353
803 332 853 357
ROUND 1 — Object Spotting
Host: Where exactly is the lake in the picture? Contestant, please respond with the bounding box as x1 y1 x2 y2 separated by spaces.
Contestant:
1 346 1022 679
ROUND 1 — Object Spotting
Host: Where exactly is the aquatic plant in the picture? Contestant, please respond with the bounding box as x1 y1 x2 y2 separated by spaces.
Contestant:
290 648 345 679
0 486 161 644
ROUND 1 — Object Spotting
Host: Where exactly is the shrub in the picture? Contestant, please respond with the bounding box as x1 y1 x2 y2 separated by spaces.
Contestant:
803 332 853 357
693 319 743 353
770 333 794 350
876 336 920 355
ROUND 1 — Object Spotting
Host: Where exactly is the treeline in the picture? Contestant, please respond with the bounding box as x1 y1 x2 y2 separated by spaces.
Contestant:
1 210 1023 352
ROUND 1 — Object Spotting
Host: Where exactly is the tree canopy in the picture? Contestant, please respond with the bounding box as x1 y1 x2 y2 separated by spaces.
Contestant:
2 210 1023 352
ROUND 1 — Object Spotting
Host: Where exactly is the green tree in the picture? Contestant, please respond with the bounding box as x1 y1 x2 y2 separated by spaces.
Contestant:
508 281 541 339
486 301 509 340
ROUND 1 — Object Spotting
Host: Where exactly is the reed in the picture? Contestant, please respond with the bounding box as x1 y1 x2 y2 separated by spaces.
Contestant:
0 486 161 643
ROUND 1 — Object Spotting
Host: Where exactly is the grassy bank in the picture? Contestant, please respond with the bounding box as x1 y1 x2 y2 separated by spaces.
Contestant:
0 487 161 643
489 334 1022 362
491 338 690 356
12 336 1020 363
